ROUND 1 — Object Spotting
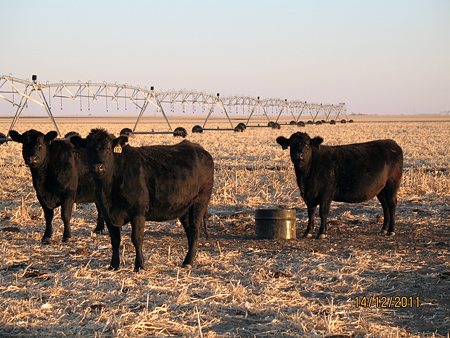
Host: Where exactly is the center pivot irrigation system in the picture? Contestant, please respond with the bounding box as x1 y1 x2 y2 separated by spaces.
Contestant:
0 75 350 139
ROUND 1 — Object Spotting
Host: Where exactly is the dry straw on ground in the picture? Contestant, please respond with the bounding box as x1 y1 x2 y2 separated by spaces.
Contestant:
0 116 449 337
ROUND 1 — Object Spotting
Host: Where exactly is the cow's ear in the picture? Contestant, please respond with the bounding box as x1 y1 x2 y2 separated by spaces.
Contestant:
116 135 128 147
44 131 58 145
112 136 128 154
310 136 323 149
8 130 22 143
276 136 290 150
69 136 86 149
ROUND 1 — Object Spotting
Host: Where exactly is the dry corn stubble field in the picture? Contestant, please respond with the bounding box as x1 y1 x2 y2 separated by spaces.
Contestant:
0 116 449 338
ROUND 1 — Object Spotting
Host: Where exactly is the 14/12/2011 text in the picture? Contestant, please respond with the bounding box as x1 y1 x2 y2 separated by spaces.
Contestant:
355 296 420 308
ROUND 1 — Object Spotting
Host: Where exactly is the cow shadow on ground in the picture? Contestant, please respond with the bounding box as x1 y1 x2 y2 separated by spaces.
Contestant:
117 201 449 336
38 200 449 336
3 197 447 337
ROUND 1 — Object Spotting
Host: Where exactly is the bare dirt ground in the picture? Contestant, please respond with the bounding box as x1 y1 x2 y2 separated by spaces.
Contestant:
0 115 449 337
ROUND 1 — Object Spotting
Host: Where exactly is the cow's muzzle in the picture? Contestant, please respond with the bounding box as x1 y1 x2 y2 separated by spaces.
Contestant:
25 156 39 166
293 153 305 162
91 163 106 174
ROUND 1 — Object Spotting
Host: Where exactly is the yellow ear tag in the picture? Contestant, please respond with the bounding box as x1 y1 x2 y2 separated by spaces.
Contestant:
113 145 122 153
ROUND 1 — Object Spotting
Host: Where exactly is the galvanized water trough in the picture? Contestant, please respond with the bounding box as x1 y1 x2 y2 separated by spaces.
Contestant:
255 208 297 239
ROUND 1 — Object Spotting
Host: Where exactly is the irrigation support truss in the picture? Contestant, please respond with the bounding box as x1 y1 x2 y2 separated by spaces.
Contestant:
0 75 348 136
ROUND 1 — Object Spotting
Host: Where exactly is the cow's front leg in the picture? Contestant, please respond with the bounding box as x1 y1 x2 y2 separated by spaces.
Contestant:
304 205 317 238
317 201 331 239
131 216 145 272
60 198 75 242
41 206 54 243
93 203 105 234
107 223 121 270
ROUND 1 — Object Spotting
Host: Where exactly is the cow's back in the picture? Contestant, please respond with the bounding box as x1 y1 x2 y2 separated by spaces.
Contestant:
315 139 403 203
119 140 214 221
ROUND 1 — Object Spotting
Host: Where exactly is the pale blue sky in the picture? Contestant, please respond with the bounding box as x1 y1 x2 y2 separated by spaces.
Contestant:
1 0 449 115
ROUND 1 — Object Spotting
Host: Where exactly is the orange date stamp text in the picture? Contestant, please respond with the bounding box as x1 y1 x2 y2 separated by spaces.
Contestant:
355 296 420 308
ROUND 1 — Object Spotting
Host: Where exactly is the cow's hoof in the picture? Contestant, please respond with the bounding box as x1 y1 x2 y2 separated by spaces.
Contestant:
133 267 144 273
93 229 105 235
387 232 396 237
108 265 119 271
380 229 388 235
182 263 192 269
62 237 72 243
41 237 53 244
303 233 313 238
317 233 327 239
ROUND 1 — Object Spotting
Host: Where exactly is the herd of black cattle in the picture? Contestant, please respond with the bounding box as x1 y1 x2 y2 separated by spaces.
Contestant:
0 129 403 272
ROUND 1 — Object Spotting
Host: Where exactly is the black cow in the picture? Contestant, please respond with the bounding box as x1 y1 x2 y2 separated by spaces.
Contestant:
70 129 214 272
276 132 403 239
9 130 104 242
0 132 7 145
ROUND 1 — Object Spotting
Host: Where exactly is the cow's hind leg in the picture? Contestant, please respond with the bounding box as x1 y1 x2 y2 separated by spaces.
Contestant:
60 198 75 242
130 215 145 272
180 204 205 268
382 180 400 236
202 212 210 239
377 189 391 235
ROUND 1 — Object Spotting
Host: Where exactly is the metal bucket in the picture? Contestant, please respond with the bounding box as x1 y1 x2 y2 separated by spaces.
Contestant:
255 208 297 239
